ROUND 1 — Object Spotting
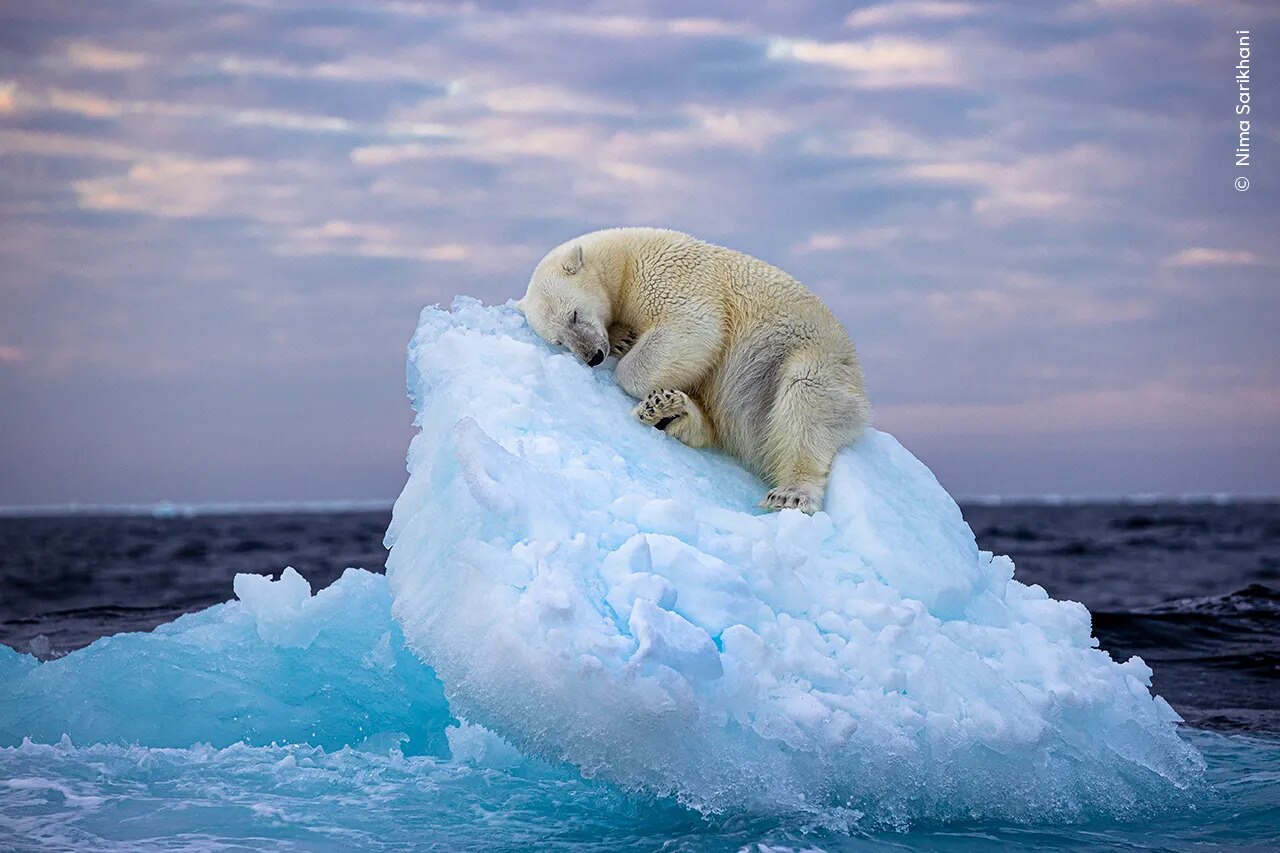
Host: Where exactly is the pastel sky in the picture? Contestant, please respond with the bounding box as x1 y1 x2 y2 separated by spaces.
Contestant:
1 0 1277 505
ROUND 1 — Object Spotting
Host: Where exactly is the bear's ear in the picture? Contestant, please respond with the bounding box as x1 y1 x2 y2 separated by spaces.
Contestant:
561 244 584 276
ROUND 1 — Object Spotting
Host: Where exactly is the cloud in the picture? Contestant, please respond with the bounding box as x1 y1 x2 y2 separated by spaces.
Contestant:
281 219 468 262
680 105 790 152
0 345 24 365
593 160 668 188
766 36 959 88
919 281 1153 329
877 382 1280 438
45 88 122 119
73 158 258 218
899 144 1133 221
13 83 457 144
904 160 1073 214
473 85 631 117
794 228 903 253
845 2 980 29
228 108 356 134
214 55 444 85
63 41 148 71
350 143 436 166
554 15 748 39
0 128 142 161
352 98 788 202
277 220 535 269
447 12 750 42
1163 247 1260 268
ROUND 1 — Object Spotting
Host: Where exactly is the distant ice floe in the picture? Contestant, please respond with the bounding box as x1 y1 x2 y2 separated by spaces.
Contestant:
382 298 1205 827
0 500 395 518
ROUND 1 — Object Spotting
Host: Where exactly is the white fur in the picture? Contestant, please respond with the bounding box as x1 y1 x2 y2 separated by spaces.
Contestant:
519 227 870 512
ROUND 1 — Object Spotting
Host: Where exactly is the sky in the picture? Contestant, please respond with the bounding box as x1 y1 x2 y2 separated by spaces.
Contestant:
0 0 1277 505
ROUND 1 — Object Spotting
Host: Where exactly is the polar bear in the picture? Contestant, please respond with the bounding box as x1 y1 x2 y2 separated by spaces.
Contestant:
517 227 870 513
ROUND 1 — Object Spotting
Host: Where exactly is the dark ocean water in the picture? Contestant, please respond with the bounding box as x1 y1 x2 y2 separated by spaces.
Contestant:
2 503 1276 734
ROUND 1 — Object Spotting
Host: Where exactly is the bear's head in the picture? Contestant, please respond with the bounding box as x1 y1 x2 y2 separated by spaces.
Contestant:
517 242 611 367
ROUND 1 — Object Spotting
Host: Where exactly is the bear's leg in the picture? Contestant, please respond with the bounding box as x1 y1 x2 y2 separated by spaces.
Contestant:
614 325 719 400
760 355 869 514
633 389 715 448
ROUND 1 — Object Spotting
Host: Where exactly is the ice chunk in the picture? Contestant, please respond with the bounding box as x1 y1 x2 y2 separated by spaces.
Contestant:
233 566 320 647
384 298 1204 826
445 720 524 768
629 598 723 682
0 570 453 756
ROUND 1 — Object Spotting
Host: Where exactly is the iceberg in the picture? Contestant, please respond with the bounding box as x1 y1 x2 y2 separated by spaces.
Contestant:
384 298 1204 827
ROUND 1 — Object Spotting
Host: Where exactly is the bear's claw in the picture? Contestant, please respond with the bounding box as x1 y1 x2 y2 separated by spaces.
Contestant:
609 325 639 359
634 389 689 431
761 485 819 514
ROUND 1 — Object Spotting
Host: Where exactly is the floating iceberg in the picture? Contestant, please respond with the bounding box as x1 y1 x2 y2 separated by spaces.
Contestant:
385 298 1204 827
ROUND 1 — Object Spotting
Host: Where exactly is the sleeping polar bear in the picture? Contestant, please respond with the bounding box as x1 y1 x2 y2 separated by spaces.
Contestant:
517 227 870 513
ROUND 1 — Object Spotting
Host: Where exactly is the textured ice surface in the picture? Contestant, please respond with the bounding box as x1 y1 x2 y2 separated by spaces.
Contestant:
0 568 452 756
385 298 1205 826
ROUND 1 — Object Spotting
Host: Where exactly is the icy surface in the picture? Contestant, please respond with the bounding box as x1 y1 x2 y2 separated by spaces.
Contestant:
0 569 452 756
385 298 1205 826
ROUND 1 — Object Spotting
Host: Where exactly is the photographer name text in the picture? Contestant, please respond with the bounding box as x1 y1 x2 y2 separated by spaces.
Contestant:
1235 30 1253 191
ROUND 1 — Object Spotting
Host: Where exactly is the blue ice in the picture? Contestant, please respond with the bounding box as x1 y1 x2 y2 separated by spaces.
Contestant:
1 568 451 756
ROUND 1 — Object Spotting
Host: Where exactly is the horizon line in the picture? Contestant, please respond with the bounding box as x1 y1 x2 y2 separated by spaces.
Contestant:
1 493 1278 519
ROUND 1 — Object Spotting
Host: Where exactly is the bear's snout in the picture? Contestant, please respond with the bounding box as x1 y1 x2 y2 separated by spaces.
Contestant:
587 349 605 367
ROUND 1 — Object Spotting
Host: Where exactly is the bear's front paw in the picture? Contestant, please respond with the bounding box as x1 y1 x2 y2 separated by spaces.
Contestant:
761 485 820 514
609 325 638 359
633 389 689 431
